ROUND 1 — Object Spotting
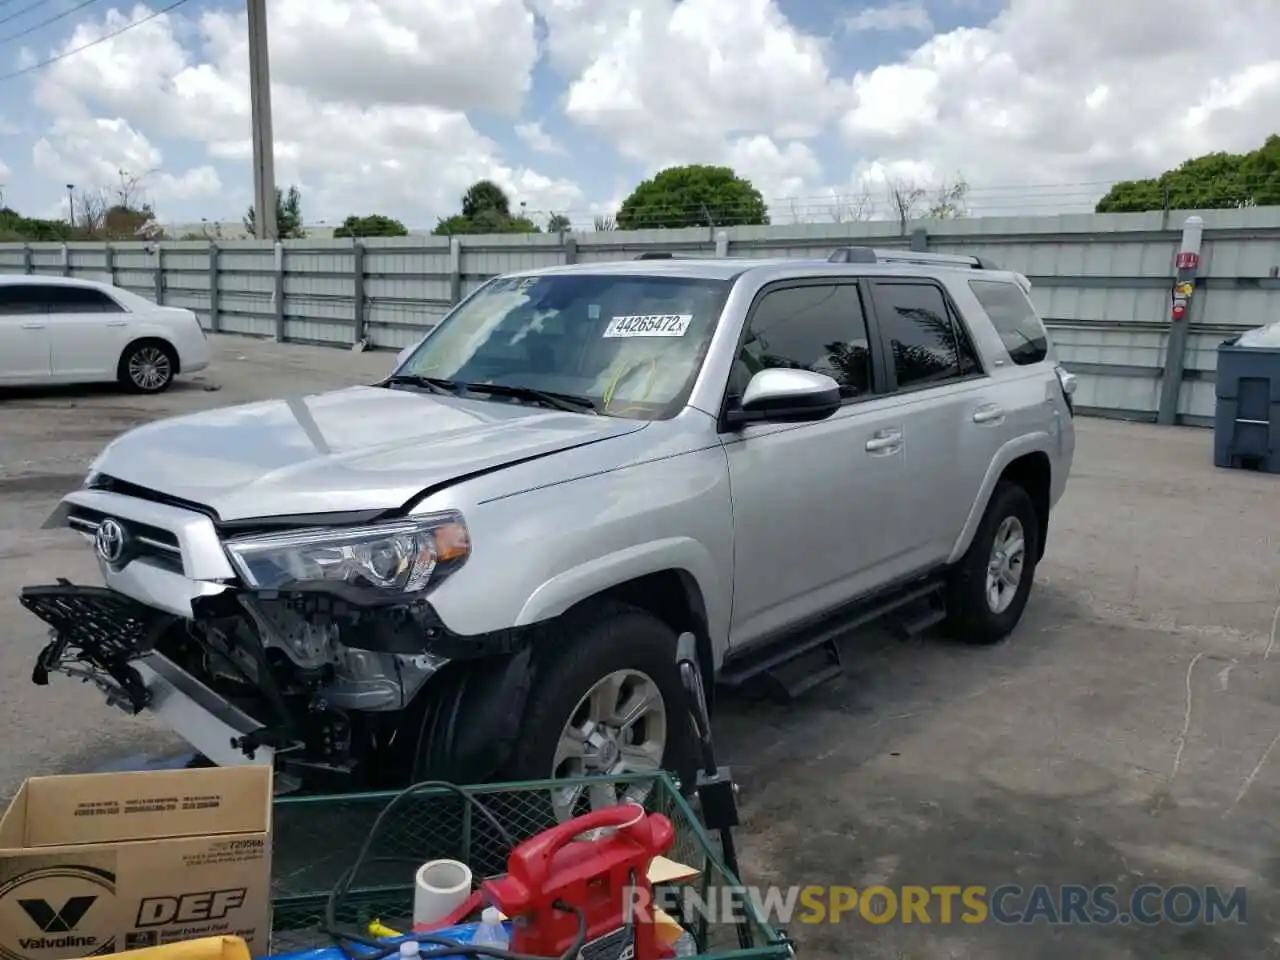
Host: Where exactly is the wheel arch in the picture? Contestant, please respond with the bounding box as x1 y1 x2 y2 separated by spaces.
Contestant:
948 439 1053 565
118 334 181 377
513 536 725 671
406 578 712 787
565 568 716 707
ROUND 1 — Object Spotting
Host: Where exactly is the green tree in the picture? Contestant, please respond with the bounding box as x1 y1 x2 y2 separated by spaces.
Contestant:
332 214 409 238
431 180 540 235
1095 135 1280 212
0 206 72 242
617 164 769 230
102 203 165 240
546 212 571 233
244 184 306 239
462 180 511 219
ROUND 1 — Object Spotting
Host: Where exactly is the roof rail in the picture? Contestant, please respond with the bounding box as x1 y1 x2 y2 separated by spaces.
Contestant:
827 246 1001 270
634 251 677 260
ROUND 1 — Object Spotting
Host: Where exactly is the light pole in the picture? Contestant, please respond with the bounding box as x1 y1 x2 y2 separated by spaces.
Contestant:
66 183 75 226
246 0 277 240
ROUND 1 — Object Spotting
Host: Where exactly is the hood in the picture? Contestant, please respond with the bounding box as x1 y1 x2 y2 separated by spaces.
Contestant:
87 385 646 520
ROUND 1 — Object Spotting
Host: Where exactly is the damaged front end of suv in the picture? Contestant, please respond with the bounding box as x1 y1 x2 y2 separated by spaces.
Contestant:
20 476 528 790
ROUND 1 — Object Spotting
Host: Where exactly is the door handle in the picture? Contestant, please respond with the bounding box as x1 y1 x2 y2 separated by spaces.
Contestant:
105 320 127 327
865 430 902 454
21 322 45 329
972 404 1005 424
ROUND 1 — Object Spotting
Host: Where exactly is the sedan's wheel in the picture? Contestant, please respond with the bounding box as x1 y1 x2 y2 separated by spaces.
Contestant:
119 341 176 393
550 668 668 821
500 601 696 822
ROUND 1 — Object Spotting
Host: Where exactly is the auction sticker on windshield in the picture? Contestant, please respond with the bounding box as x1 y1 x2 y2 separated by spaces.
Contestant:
603 314 693 338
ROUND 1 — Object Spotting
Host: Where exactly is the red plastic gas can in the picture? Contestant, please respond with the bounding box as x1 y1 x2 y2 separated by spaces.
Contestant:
483 803 676 959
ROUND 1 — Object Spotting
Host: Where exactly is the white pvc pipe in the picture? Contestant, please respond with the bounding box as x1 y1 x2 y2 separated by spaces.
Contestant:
413 859 472 928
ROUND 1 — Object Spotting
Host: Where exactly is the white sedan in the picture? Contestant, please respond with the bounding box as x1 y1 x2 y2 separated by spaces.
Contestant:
0 275 212 393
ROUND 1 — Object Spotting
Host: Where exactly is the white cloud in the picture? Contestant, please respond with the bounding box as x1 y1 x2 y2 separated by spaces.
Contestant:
10 0 1280 227
30 116 222 202
515 120 566 156
845 2 934 33
725 136 823 214
533 0 846 166
265 0 537 115
28 0 576 225
836 0 1280 214
0 158 11 181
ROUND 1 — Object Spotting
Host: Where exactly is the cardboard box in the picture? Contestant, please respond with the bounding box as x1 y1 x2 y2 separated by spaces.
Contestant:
0 766 272 960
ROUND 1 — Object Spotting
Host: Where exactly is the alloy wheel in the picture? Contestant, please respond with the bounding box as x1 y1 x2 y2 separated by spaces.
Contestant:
549 668 667 822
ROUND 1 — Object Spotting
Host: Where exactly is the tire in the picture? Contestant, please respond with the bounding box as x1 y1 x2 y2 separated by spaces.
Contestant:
118 339 177 393
943 481 1040 645
500 601 697 819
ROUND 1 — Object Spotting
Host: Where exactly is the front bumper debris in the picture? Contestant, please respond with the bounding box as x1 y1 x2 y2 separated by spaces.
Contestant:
20 581 173 714
19 580 275 766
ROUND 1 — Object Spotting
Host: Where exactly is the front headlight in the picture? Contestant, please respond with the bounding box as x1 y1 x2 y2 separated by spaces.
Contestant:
224 512 470 594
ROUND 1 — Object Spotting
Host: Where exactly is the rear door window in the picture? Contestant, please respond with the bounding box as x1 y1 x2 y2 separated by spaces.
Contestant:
42 285 126 314
869 280 981 390
968 279 1049 365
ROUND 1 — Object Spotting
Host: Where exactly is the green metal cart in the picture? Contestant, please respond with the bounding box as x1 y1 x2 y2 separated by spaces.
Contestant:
269 772 793 959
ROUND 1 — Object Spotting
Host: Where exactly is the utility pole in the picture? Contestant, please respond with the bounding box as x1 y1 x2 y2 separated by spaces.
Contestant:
66 183 75 226
246 0 277 240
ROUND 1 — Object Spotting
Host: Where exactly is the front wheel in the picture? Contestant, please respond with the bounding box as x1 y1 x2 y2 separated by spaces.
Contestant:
943 481 1040 645
501 602 696 821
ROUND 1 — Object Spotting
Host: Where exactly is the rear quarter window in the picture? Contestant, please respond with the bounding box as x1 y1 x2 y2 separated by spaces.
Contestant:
968 279 1050 366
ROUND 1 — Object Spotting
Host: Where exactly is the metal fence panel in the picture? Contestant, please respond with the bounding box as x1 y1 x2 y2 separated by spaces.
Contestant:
3 206 1279 422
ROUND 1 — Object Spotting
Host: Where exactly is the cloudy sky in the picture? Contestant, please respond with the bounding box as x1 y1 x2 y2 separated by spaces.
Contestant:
0 0 1276 230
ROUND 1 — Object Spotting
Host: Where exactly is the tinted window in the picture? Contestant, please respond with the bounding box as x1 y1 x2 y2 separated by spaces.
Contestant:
43 285 125 313
736 284 873 399
0 285 51 315
871 282 976 389
969 279 1049 365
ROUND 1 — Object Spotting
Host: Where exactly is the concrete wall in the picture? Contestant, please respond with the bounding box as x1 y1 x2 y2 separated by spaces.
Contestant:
3 206 1279 425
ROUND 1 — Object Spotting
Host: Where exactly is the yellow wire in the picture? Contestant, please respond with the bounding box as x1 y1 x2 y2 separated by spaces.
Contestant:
603 362 627 408
602 357 659 411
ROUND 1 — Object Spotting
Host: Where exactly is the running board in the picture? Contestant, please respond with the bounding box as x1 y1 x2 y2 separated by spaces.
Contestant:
719 578 948 702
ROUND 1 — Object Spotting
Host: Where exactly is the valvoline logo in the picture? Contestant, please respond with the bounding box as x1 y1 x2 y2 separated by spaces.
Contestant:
0 865 116 960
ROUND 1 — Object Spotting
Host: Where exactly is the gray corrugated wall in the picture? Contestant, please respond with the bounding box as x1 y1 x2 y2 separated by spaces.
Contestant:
2 207 1278 424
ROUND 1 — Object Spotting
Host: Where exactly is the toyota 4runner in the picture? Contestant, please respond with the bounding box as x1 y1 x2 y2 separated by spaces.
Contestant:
19 246 1076 809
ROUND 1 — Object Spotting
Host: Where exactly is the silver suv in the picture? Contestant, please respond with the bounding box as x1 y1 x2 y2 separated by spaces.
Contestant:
19 247 1076 804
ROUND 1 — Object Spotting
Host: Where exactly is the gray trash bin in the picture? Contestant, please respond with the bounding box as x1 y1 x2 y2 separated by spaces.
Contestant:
1214 332 1280 473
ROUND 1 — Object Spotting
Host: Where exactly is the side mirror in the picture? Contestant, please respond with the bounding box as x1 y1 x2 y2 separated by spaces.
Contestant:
726 368 842 427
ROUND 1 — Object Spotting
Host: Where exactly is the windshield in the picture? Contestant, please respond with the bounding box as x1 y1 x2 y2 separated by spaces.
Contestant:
394 272 733 419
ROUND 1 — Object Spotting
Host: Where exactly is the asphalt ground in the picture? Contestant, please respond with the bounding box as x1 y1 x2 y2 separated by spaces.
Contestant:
2 335 1277 959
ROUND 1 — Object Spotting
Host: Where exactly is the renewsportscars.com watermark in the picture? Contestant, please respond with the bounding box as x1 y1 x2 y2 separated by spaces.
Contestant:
625 884 1248 927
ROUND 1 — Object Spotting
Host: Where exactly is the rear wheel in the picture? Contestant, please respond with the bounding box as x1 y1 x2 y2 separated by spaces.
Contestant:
118 339 177 393
944 481 1040 644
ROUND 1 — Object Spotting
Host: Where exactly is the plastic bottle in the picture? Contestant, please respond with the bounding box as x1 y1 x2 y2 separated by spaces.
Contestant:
398 942 421 959
470 907 510 949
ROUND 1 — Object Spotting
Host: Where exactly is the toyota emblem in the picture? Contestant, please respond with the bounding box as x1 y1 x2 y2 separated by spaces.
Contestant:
95 517 127 564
